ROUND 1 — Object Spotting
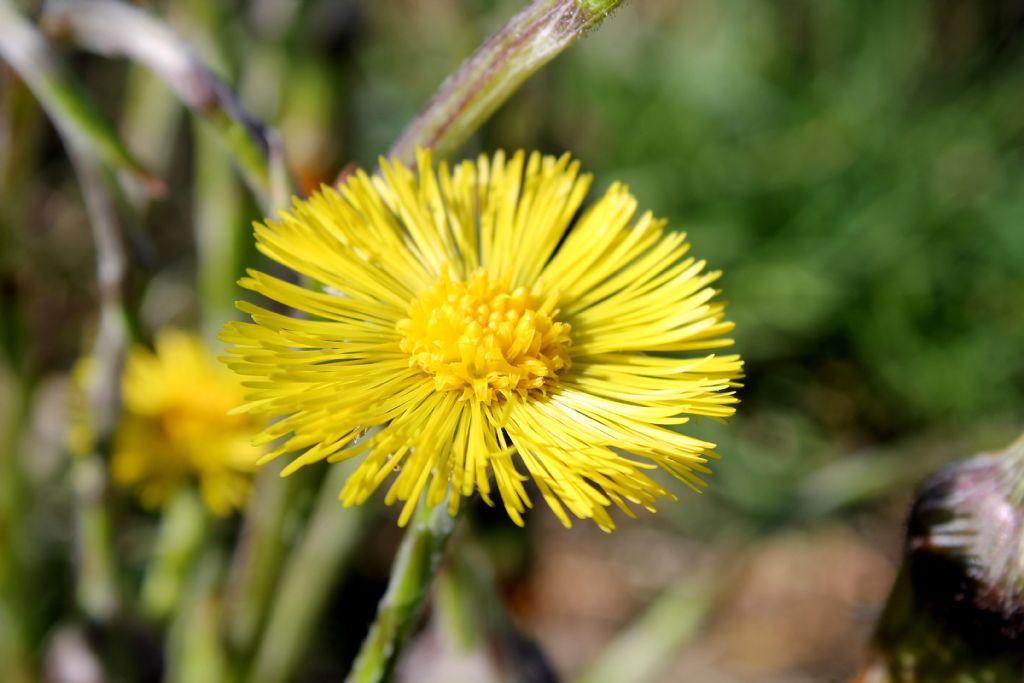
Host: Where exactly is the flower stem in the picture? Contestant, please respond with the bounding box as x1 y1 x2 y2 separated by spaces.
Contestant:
221 461 301 656
70 455 119 620
140 488 208 621
66 133 130 624
165 547 229 683
345 500 458 683
387 0 623 165
0 6 134 622
434 539 558 681
194 120 248 341
0 376 35 683
573 577 720 683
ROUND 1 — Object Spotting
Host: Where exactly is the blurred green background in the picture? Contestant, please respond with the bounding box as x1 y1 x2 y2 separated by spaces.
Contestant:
2 0 1023 681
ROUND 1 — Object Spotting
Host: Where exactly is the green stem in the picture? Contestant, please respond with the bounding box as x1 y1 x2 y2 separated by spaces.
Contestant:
345 500 458 683
194 121 248 342
221 461 303 657
247 461 368 683
572 577 719 683
165 548 228 683
2 5 136 622
119 65 182 212
0 375 34 683
434 538 557 681
140 488 208 621
0 593 34 683
65 141 130 624
70 455 119 620
387 0 623 165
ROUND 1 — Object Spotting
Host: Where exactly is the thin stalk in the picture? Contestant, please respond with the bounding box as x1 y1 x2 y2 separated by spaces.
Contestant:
0 15 132 606
43 0 293 212
140 488 208 621
165 548 229 683
0 6 134 618
0 16 142 464
345 499 458 683
0 0 159 191
0 374 34 683
0 593 34 683
119 64 182 212
572 576 722 683
179 1 302 663
63 137 130 621
70 454 119 620
194 121 248 341
387 0 623 165
247 460 368 683
221 460 303 657
434 539 558 682
59 146 130 626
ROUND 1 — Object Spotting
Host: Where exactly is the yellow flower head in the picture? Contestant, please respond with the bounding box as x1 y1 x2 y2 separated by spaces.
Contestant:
112 330 260 515
222 150 742 530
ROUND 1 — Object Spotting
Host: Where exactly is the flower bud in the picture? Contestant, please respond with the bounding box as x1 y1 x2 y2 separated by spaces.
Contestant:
868 436 1024 681
905 438 1024 639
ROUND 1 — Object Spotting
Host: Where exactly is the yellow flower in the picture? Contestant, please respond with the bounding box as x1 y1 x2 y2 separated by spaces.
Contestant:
111 330 260 515
222 150 742 530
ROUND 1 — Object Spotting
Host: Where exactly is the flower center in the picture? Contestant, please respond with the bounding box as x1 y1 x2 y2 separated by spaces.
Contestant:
398 268 572 405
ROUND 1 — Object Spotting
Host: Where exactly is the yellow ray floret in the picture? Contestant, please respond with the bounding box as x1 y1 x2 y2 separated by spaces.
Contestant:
222 149 743 530
105 330 261 515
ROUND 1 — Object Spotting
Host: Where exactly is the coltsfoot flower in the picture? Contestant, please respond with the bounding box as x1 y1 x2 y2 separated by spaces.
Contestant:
222 150 742 530
110 330 260 515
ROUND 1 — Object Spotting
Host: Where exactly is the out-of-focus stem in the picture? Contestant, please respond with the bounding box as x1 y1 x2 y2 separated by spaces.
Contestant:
119 65 182 212
140 488 208 621
433 540 558 682
0 3 131 619
573 576 721 683
43 0 292 212
66 148 129 623
70 455 119 620
247 461 367 683
63 129 132 620
0 376 34 683
0 0 159 191
0 595 34 683
67 146 129 422
387 0 622 165
166 548 228 683
345 499 458 683
222 460 301 657
194 121 248 340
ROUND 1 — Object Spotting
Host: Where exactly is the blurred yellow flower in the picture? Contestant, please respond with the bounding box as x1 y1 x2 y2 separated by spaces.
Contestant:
222 150 742 530
111 330 260 515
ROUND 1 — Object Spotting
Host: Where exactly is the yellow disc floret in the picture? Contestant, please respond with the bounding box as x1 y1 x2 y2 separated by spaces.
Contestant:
398 267 571 405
